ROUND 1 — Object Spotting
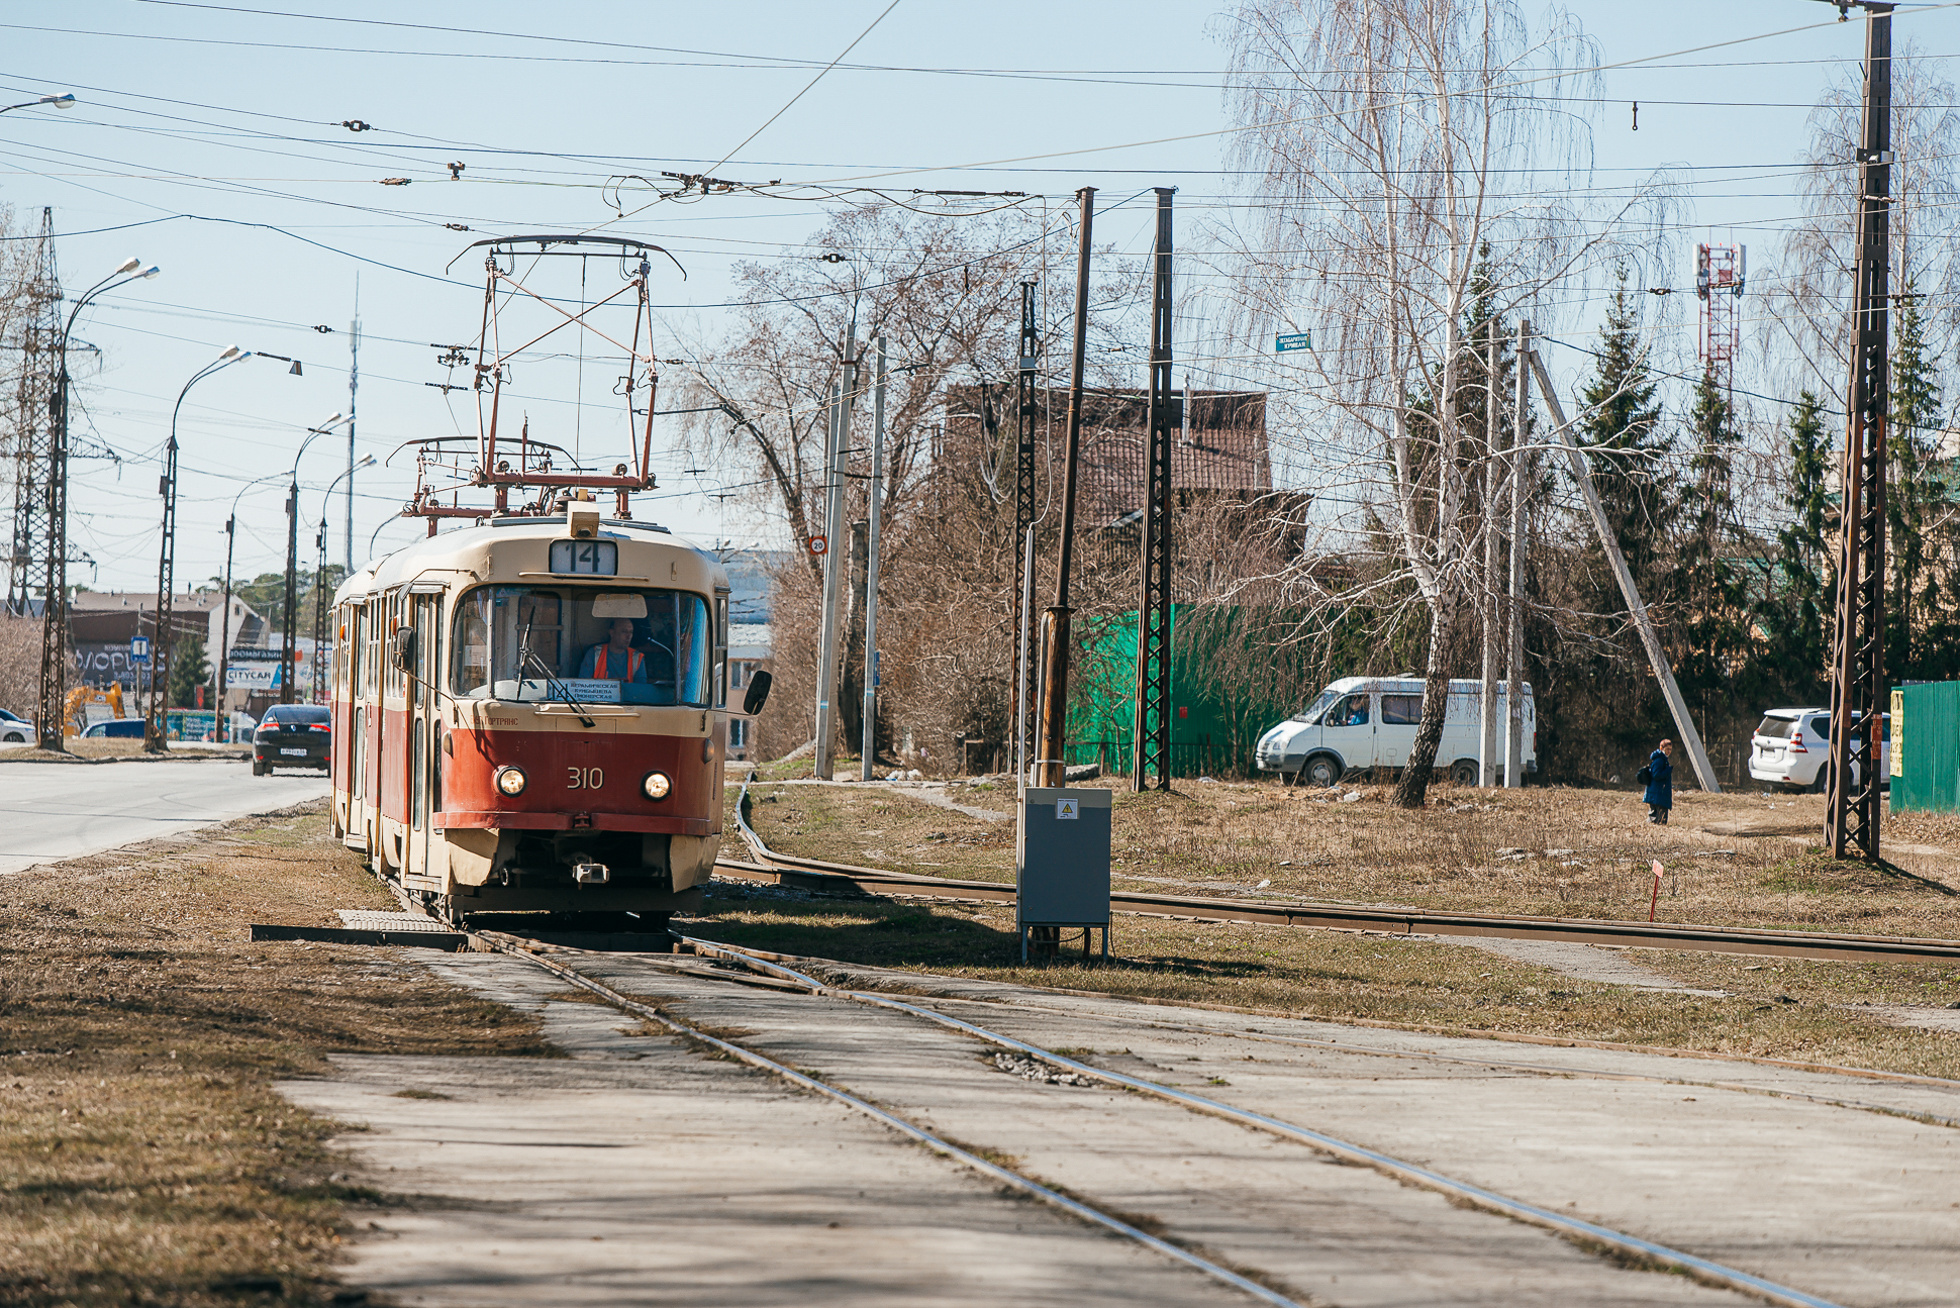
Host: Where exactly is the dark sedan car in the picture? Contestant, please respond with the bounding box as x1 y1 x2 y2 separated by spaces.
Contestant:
253 704 330 775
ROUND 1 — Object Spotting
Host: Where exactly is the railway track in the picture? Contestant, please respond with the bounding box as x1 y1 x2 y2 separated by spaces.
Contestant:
466 925 1853 1308
720 789 1960 965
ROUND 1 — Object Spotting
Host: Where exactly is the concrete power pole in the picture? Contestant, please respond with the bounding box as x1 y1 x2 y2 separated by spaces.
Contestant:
1525 344 1721 793
1479 322 1502 787
860 337 885 781
1505 321 1529 787
1033 187 1095 789
814 341 856 778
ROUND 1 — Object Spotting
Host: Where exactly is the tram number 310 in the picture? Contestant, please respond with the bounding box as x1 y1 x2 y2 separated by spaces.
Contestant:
567 767 605 790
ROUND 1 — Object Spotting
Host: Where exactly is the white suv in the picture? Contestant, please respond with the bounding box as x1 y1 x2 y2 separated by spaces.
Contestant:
1748 707 1888 792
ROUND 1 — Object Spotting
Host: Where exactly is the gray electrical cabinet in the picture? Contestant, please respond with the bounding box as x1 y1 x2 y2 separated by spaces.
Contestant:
1016 786 1111 960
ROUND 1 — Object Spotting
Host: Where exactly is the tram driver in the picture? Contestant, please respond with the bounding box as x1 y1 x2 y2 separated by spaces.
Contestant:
578 617 649 683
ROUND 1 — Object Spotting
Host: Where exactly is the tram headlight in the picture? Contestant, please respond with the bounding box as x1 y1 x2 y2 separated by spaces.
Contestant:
494 764 528 797
641 770 672 801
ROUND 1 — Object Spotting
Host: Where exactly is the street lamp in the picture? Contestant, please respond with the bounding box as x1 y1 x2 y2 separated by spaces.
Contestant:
37 257 159 751
284 413 348 704
147 345 304 751
1 93 77 115
311 455 373 703
215 472 287 741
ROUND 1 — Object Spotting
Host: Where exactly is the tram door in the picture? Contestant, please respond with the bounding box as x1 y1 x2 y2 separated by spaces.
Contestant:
405 592 442 883
347 606 367 819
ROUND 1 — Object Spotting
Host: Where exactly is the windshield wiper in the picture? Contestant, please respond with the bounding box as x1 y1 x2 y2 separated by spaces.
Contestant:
516 621 594 728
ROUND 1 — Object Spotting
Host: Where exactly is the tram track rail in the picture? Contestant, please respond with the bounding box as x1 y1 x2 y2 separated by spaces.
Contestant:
720 781 1960 965
467 924 1852 1308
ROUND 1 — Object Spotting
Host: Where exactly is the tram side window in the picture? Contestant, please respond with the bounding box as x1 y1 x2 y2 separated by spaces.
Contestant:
450 585 711 707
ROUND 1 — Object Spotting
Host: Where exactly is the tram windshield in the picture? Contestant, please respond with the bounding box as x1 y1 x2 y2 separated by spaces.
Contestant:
450 585 711 707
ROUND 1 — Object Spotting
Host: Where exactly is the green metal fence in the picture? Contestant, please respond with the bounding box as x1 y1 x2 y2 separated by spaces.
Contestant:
1891 681 1960 812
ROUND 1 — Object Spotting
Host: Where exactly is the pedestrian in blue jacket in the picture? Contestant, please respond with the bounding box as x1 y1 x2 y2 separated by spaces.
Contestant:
1643 739 1675 825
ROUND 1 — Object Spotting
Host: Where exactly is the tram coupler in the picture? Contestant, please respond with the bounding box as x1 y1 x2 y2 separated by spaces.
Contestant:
573 861 612 885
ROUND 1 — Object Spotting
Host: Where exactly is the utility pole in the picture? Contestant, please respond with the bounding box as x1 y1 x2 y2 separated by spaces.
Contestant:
39 256 159 749
1013 525 1036 790
1132 187 1175 791
1034 187 1095 789
147 422 181 750
860 337 885 781
1013 280 1040 771
1479 321 1502 787
1505 321 1529 788
281 479 299 705
1525 345 1721 793
346 281 360 572
1826 2 1893 861
37 288 73 751
217 512 235 738
312 517 329 703
814 341 855 779
8 208 58 619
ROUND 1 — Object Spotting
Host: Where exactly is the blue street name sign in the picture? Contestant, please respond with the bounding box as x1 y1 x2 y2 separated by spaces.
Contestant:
1275 331 1313 353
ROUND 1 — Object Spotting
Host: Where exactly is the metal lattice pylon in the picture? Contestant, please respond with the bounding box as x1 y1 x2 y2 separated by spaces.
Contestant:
1827 6 1893 861
1132 188 1175 790
1695 243 1745 406
7 208 60 617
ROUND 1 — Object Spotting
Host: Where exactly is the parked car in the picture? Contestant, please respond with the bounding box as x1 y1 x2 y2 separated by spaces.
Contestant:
1748 707 1888 792
0 708 29 743
81 718 146 739
253 704 330 775
1255 676 1538 787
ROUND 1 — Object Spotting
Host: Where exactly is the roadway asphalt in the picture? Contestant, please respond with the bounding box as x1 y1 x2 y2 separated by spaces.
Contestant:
0 759 329 875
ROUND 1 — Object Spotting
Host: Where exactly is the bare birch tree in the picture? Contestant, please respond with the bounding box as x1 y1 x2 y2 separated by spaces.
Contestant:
1218 0 1649 805
1761 38 1960 397
669 202 1088 760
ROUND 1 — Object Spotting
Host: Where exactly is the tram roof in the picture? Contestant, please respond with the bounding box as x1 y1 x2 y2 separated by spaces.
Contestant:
335 515 721 605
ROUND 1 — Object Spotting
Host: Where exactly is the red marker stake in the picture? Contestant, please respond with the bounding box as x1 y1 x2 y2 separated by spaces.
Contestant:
1650 860 1664 922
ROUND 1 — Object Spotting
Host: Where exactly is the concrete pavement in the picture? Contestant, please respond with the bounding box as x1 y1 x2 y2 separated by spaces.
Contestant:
282 947 1954 1307
0 759 328 874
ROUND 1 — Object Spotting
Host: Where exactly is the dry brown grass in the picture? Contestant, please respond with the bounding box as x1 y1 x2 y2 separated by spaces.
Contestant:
0 742 250 764
742 780 1960 940
0 802 549 1307
686 884 1960 1080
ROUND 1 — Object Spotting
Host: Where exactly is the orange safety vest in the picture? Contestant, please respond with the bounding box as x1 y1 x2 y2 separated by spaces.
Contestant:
591 645 644 681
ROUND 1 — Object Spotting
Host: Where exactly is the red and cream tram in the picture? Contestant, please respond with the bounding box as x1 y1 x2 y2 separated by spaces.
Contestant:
329 498 769 926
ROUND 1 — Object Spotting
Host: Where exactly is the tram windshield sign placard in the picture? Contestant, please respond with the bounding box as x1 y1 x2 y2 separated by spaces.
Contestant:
549 540 618 575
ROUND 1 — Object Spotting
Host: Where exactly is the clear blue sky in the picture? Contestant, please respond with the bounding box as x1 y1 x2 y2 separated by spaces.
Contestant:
1 1 1947 592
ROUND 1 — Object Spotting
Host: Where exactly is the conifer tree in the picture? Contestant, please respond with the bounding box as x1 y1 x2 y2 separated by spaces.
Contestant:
1754 392 1831 703
167 633 210 709
1887 285 1946 678
1674 364 1750 721
1576 268 1671 587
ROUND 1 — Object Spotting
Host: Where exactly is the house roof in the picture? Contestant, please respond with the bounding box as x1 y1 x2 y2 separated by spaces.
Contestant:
943 385 1269 528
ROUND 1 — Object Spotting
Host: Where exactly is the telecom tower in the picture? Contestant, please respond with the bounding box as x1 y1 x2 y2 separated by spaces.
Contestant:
7 209 60 616
1696 243 1746 403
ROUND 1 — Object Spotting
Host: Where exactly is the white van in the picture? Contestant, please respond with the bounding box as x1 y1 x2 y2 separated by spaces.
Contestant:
1254 676 1537 787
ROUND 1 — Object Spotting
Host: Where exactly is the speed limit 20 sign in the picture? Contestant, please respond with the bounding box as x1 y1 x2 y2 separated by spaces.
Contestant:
807 535 828 555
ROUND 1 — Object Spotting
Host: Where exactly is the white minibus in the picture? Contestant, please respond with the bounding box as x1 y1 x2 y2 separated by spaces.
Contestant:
1254 676 1537 787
